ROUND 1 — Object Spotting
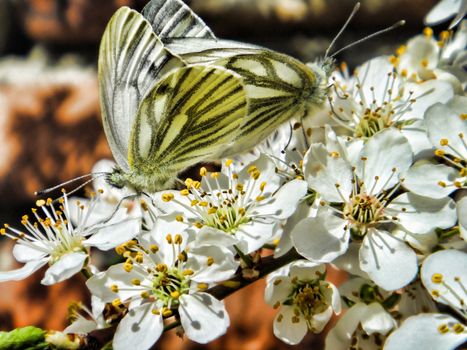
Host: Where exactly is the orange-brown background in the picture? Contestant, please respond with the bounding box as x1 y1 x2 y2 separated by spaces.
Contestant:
0 0 435 349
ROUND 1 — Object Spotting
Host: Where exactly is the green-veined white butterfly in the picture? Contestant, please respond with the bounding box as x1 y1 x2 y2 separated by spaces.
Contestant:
99 7 249 193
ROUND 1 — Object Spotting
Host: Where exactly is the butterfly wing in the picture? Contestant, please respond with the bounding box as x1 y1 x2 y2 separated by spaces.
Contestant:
128 65 248 187
142 0 215 40
98 6 183 170
172 47 323 155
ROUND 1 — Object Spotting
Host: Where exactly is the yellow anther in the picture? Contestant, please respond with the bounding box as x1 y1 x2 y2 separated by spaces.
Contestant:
170 291 180 299
46 198 53 205
453 323 465 334
207 207 217 215
273 301 281 309
421 58 429 68
199 167 207 176
232 173 238 180
180 189 190 196
194 222 203 229
174 234 183 244
150 244 159 253
273 239 280 246
432 273 443 283
434 149 445 157
98 188 104 194
207 257 214 266
225 159 233 167
0 228 5 236
131 279 141 286
461 114 467 121
36 199 46 207
162 308 173 317
135 253 144 264
177 252 187 262
156 263 167 272
210 172 219 178
340 62 348 71
330 151 340 158
141 291 150 299
191 199 199 206
274 279 283 286
438 324 449 334
111 284 119 293
162 193 174 202
454 181 462 188
21 215 28 221
396 45 406 56
277 314 283 322
292 316 300 324
236 183 244 191
389 55 399 66
175 215 184 222
256 195 265 202
192 181 201 189
401 69 408 77
185 178 193 188
198 201 208 207
238 207 246 216
431 290 440 297
260 182 267 191
423 27 433 37
183 269 194 276
166 234 173 244
152 308 160 315
437 181 447 188
112 298 122 307
440 30 450 41
439 138 449 146
123 251 131 259
123 263 133 272
197 283 209 291
251 170 261 180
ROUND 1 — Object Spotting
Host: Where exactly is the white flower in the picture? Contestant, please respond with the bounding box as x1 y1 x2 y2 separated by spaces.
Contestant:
153 155 307 254
0 191 141 285
87 233 237 349
425 0 467 28
421 249 467 319
459 196 467 240
329 56 453 155
404 96 467 198
292 128 457 290
264 260 341 345
384 313 467 350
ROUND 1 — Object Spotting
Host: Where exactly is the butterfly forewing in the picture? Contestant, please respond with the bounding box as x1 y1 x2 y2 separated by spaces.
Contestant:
129 66 248 178
98 6 184 170
142 0 215 39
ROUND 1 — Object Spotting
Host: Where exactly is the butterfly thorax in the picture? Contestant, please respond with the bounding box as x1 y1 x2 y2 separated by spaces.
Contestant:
107 167 175 193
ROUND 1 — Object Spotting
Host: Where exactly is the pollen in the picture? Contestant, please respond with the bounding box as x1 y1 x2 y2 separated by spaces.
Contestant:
111 284 119 293
453 323 465 334
439 138 449 146
207 257 214 266
438 324 449 334
180 189 190 196
131 279 141 286
162 308 173 317
423 27 433 37
36 199 46 207
150 244 159 253
162 193 174 202
199 167 207 176
431 273 443 283
170 291 180 298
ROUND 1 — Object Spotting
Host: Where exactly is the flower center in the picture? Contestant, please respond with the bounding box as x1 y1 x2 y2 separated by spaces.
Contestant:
344 193 385 238
354 106 394 138
151 265 190 307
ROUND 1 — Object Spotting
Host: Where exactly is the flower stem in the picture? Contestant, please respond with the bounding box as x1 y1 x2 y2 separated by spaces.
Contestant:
80 268 93 280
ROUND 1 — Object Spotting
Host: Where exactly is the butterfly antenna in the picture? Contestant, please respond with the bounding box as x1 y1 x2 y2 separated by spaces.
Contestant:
281 123 294 154
34 172 108 196
324 2 361 59
330 20 405 58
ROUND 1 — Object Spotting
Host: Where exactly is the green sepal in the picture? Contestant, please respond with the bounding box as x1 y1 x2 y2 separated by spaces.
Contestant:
0 326 49 350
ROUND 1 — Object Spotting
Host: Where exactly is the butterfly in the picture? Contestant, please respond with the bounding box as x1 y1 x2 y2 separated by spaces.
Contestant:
99 7 249 193
139 0 333 155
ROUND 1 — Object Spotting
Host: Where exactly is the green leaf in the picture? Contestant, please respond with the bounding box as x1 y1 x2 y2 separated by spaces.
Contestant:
0 326 49 350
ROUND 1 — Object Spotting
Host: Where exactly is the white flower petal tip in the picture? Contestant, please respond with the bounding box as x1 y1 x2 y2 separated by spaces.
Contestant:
113 303 163 350
273 306 308 345
41 252 87 285
179 293 230 344
360 231 418 291
421 250 467 317
384 313 467 350
0 258 47 282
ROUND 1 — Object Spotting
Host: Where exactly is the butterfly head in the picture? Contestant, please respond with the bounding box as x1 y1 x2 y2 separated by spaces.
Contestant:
107 167 127 189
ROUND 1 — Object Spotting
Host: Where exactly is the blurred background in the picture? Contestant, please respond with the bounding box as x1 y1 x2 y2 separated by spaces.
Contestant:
0 0 438 349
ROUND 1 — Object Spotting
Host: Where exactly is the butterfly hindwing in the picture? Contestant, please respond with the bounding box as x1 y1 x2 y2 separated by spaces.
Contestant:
98 6 184 170
129 66 248 180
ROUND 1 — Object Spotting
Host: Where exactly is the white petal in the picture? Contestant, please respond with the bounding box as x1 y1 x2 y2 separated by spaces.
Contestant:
333 243 369 279
179 293 229 343
187 245 238 283
403 162 459 198
359 230 417 290
194 227 239 247
425 102 467 160
356 57 398 103
358 129 412 194
292 210 348 263
311 307 333 333
235 220 275 254
252 179 307 220
0 258 47 282
400 119 433 157
425 0 462 25
12 243 47 263
325 302 368 350
388 192 457 234
273 305 308 345
404 80 454 120
304 143 353 202
458 197 467 240
238 154 281 199
384 313 467 350
83 213 141 250
360 302 396 335
289 260 325 280
64 318 99 335
421 249 467 311
113 303 163 350
264 275 292 306
41 252 87 285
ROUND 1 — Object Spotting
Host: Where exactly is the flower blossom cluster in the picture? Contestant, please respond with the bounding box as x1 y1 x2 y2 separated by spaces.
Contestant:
0 3 466 350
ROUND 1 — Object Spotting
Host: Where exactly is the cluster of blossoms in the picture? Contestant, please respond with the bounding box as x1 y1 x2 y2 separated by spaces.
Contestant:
0 2 466 350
